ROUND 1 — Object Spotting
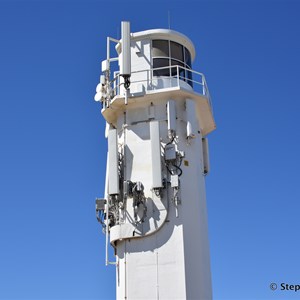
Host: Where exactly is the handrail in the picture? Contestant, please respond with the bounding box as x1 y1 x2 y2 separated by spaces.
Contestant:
107 65 212 112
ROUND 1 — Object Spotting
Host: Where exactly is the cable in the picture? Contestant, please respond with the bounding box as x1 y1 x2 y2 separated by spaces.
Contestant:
178 156 183 167
165 162 173 175
172 164 183 177
164 136 175 151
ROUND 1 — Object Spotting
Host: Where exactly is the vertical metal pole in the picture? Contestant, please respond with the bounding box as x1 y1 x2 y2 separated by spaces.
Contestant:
125 89 128 105
107 37 110 61
117 74 120 95
105 197 109 266
113 71 117 95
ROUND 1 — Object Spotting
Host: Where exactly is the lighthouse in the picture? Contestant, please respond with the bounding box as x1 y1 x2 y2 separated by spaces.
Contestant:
94 21 216 299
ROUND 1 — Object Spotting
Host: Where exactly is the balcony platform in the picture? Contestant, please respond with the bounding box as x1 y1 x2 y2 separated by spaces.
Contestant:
101 83 216 136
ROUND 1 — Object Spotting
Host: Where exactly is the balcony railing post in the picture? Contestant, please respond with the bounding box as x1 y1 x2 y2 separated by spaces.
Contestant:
113 72 116 95
117 74 120 95
177 65 179 87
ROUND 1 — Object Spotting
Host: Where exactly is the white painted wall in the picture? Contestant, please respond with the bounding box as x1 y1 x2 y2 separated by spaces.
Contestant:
112 97 212 299
103 29 213 300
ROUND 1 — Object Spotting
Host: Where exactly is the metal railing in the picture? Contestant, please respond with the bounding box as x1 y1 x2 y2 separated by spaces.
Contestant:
108 65 212 111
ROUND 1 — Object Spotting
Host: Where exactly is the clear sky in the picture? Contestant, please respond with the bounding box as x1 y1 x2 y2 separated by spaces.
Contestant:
0 0 300 299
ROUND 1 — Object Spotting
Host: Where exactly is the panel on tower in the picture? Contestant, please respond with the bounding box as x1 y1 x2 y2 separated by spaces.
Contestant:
202 137 210 174
167 100 176 137
150 121 163 188
120 21 131 76
108 128 119 195
186 99 196 138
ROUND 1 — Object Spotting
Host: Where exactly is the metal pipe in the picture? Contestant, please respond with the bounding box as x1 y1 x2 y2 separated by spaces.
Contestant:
125 89 128 105
106 37 110 61
105 196 109 266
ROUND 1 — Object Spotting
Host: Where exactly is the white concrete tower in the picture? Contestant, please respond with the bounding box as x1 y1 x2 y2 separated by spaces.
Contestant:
95 21 216 300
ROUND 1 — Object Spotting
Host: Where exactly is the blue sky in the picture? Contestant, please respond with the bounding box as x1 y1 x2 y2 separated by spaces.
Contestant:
0 1 300 299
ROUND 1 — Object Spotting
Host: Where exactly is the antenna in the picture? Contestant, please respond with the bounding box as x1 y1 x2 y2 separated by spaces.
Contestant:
120 21 131 97
120 21 131 77
168 11 171 29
